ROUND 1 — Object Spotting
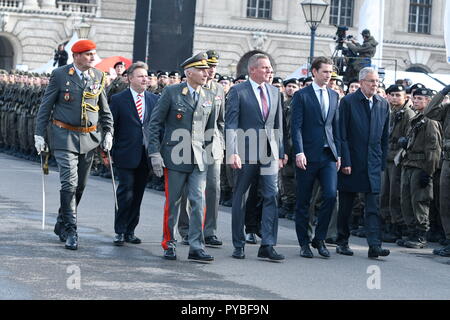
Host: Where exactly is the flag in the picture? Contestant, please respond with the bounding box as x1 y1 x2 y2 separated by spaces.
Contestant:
358 0 385 69
445 0 450 64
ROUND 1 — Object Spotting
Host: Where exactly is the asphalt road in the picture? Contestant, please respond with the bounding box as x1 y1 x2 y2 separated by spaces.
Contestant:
0 152 449 301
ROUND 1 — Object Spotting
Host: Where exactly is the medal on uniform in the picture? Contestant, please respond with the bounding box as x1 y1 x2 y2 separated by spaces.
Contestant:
64 92 70 101
176 113 183 120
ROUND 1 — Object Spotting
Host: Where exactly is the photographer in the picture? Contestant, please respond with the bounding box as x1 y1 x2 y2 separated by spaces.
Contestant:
53 44 68 68
344 29 378 69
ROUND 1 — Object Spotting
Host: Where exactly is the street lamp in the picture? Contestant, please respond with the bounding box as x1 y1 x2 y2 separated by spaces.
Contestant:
74 16 91 39
300 0 329 71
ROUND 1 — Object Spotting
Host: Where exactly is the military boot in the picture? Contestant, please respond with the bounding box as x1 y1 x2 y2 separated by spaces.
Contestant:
60 190 78 250
433 244 450 257
53 208 67 242
404 230 427 249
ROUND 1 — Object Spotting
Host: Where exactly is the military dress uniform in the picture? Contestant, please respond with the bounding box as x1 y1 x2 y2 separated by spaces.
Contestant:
147 53 216 261
424 86 450 256
177 50 225 246
380 85 416 242
399 89 442 249
35 40 114 250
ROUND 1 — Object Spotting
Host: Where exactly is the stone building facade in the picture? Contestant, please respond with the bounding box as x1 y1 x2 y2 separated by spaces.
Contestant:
1 0 449 79
0 0 135 71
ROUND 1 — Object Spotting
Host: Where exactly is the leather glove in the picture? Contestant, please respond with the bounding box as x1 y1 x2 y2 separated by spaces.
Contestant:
149 152 165 178
440 84 450 96
102 132 113 152
34 135 47 155
398 137 408 150
419 170 431 189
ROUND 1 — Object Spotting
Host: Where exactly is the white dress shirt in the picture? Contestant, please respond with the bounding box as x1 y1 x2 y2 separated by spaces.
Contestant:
249 78 271 117
312 81 330 119
130 88 146 122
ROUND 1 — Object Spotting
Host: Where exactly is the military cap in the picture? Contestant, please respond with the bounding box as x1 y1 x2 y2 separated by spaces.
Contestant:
206 50 219 66
214 73 221 80
0 69 8 75
387 84 406 94
361 29 371 37
234 74 249 82
378 82 386 90
71 39 96 53
157 71 169 78
180 74 187 81
407 83 425 94
304 76 313 83
169 71 180 77
272 77 283 85
331 71 340 80
335 79 344 88
283 78 300 87
413 88 433 97
148 71 157 77
180 52 210 69
218 75 232 82
114 61 126 69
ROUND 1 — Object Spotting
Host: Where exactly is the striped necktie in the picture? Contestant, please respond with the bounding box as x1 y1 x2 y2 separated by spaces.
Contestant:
258 85 269 120
136 93 143 122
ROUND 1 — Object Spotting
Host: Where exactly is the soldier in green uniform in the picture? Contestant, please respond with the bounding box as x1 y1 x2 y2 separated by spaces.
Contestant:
397 88 442 249
106 61 128 103
34 40 114 250
147 52 216 261
279 78 300 220
380 85 416 242
424 84 450 256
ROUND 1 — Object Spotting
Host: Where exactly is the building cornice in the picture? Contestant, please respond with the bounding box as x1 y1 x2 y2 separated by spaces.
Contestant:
195 23 445 49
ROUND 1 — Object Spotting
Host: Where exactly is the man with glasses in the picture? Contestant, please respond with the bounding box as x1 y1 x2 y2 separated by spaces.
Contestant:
336 67 391 259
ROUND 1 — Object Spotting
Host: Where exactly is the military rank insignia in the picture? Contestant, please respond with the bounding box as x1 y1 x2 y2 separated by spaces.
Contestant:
182 87 188 96
68 67 75 76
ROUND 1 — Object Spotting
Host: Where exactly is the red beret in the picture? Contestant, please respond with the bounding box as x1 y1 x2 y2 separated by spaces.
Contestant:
71 40 96 53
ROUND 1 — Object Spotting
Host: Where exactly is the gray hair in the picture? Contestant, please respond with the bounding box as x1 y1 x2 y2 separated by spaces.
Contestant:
127 61 148 77
359 67 377 81
247 53 270 73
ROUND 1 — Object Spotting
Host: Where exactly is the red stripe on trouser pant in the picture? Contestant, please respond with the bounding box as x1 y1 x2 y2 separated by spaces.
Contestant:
202 190 207 230
161 168 171 250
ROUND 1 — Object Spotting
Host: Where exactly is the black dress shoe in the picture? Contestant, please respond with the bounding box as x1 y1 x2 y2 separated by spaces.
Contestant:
300 244 314 258
205 235 222 246
188 249 214 261
125 234 141 244
325 237 337 245
181 235 189 245
65 233 78 250
245 233 257 244
368 246 390 258
164 247 177 260
336 244 354 256
311 239 330 258
232 247 245 259
258 245 285 261
113 233 125 246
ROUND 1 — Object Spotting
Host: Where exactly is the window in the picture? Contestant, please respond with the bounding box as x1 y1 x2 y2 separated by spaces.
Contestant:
247 0 272 20
408 0 432 34
329 0 354 27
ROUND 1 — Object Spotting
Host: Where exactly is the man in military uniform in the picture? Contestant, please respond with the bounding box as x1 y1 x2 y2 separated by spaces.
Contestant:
152 71 170 95
146 52 216 261
380 85 416 242
279 78 300 220
0 69 9 150
147 71 158 93
106 61 129 103
177 50 225 246
424 84 450 256
169 71 181 85
34 39 114 250
397 88 442 249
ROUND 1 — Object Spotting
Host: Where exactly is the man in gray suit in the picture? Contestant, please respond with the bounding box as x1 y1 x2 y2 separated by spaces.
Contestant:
226 53 285 260
177 50 225 246
147 52 216 262
34 40 114 250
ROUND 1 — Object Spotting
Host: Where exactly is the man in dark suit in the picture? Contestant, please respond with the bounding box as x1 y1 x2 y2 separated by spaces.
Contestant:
336 67 391 259
291 57 341 259
109 61 159 246
226 53 285 261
